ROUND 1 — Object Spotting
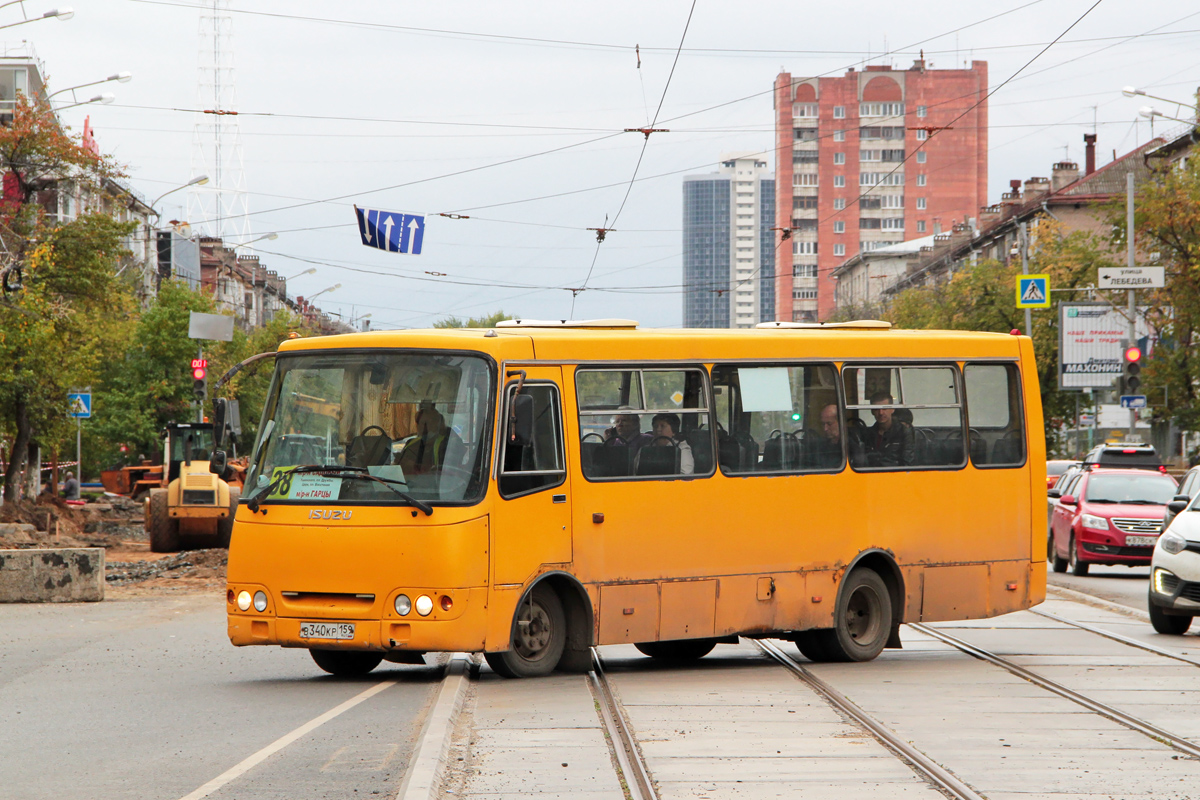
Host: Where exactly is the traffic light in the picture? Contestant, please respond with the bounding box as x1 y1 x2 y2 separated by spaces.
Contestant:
1121 342 1142 395
191 358 208 403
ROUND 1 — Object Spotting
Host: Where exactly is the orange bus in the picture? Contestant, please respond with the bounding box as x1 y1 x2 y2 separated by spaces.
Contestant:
218 319 1045 677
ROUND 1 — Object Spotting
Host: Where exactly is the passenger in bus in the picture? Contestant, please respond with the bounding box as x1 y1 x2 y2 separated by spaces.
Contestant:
810 404 845 468
867 392 916 468
604 410 653 452
650 413 694 475
398 402 463 473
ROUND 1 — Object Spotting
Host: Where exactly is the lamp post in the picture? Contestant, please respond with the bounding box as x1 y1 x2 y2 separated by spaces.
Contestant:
54 92 114 112
231 232 278 250
306 283 341 303
149 175 209 223
48 72 131 107
0 6 73 30
1123 86 1198 113
284 267 316 281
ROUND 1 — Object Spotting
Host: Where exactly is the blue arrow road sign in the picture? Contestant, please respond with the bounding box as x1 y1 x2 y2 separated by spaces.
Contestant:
1120 395 1147 409
355 207 425 255
68 392 92 418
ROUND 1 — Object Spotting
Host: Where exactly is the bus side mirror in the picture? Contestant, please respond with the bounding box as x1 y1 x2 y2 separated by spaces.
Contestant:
509 393 534 447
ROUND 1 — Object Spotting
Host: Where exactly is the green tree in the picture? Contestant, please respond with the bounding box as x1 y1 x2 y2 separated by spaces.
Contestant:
885 219 1121 453
0 94 132 498
433 310 512 328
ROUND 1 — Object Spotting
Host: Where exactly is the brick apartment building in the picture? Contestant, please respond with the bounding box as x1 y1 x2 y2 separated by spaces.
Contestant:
773 59 988 321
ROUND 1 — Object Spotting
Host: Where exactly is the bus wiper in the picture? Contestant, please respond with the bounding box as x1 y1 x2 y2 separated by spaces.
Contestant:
308 468 434 516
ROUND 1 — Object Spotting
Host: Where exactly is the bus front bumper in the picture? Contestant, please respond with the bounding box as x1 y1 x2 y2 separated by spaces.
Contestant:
227 586 489 653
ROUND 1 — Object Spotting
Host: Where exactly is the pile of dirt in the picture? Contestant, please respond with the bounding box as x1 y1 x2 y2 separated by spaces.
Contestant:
106 548 228 587
0 495 145 550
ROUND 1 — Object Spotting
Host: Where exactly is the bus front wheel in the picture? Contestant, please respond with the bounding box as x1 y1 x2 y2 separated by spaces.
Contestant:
819 568 892 662
635 639 716 660
310 649 383 677
793 630 832 662
484 585 566 678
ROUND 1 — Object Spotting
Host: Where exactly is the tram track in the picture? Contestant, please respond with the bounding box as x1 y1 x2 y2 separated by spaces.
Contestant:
910 622 1200 760
1028 606 1200 667
589 648 659 800
754 639 988 800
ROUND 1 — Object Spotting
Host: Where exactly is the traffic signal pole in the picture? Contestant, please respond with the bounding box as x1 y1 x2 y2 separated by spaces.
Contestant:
197 346 204 424
1127 172 1137 438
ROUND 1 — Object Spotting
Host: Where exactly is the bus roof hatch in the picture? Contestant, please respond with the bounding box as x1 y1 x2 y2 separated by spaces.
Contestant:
495 319 639 329
754 320 892 330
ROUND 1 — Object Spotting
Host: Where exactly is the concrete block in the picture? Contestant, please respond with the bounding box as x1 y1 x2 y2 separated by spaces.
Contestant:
0 548 104 603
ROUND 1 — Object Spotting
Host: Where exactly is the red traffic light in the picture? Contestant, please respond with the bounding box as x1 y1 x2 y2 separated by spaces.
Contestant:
1124 346 1142 363
192 366 207 380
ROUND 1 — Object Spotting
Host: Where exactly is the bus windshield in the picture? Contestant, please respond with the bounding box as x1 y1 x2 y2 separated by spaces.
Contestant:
244 352 494 506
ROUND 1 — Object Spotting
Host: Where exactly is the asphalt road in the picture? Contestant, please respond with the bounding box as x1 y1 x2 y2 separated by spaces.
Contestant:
0 593 440 800
1048 563 1151 611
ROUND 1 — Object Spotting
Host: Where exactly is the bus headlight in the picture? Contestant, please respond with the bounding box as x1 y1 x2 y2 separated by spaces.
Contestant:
1080 513 1109 531
395 594 412 616
237 591 252 611
1160 531 1187 555
253 591 268 612
415 594 434 616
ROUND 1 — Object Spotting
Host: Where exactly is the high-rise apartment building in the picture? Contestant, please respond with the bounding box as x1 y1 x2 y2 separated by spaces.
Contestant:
773 60 987 321
682 155 775 328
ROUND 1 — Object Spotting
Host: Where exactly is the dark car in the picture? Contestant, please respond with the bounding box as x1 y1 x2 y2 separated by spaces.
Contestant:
1047 460 1080 491
1048 467 1178 576
1082 442 1161 470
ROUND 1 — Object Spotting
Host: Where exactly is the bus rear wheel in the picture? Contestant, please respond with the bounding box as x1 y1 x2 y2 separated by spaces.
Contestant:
484 585 566 678
818 568 892 662
634 639 716 660
310 649 383 676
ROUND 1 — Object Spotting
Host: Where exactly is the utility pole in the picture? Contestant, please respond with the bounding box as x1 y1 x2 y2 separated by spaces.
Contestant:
1019 222 1031 337
1127 172 1137 438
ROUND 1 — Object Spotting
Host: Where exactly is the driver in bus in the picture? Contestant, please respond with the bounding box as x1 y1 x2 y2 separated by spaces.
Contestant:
398 401 464 473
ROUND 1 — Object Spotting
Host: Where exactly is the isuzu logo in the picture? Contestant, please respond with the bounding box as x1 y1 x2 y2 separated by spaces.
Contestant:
309 509 353 521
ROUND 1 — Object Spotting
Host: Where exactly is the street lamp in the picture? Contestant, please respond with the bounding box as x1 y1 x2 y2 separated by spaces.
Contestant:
1123 86 1198 112
48 72 132 104
149 175 209 222
284 267 316 281
306 283 341 303
1138 106 1194 127
0 6 73 30
54 92 114 112
231 232 279 250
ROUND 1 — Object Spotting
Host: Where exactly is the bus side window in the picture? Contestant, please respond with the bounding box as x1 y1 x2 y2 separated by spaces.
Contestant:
499 383 566 498
965 363 1025 468
711 364 841 474
575 367 713 480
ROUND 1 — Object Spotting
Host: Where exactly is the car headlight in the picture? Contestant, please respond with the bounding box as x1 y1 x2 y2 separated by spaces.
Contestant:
1080 513 1109 530
1154 567 1176 594
394 594 411 616
236 590 252 611
253 591 268 612
1160 531 1188 555
415 594 434 616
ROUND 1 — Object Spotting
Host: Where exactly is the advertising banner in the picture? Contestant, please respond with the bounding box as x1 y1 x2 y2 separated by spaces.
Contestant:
1058 302 1153 390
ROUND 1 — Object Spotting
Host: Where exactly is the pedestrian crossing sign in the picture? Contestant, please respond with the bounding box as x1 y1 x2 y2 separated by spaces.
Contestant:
1016 274 1050 309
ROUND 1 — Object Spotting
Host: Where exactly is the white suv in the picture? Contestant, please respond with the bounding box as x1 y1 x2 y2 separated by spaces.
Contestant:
1149 495 1200 634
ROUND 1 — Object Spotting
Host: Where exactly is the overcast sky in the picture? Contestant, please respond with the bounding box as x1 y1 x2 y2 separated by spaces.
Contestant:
25 0 1200 329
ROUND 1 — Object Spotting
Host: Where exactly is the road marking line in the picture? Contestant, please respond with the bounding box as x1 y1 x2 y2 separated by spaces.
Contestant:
177 679 396 800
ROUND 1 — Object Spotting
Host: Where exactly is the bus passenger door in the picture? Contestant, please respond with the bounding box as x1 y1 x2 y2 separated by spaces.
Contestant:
492 370 571 586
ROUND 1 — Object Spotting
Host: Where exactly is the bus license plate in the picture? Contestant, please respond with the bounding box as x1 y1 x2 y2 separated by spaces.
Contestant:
300 622 355 640
1127 535 1157 547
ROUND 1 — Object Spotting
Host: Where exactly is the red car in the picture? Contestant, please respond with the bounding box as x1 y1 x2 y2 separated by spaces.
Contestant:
1048 467 1178 576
